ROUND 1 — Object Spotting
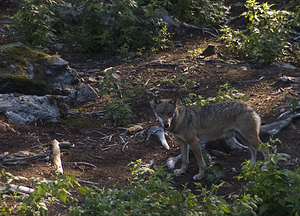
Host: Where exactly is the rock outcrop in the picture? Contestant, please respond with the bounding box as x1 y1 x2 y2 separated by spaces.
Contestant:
0 43 99 124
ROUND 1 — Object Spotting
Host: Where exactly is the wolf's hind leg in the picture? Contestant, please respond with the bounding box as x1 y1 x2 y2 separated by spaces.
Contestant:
228 129 257 163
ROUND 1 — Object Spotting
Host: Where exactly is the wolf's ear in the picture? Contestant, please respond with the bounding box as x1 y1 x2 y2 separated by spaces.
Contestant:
150 99 160 109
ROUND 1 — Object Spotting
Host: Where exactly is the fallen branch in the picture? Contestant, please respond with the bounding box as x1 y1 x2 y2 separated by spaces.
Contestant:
52 139 63 174
149 87 178 92
238 76 264 83
122 141 129 153
0 183 34 195
3 150 52 165
74 162 97 169
159 13 217 37
210 150 230 158
261 113 300 136
102 143 118 151
101 134 115 141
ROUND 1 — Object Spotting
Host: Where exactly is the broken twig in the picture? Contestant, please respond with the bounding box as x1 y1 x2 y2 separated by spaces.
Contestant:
74 162 97 169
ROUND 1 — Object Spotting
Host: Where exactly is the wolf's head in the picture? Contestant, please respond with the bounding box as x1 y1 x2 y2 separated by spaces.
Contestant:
150 99 179 129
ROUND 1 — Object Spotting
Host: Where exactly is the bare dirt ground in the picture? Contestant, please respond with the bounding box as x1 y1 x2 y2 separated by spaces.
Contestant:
0 0 299 204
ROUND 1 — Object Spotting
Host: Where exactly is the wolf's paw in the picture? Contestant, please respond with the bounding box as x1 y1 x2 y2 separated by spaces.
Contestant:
193 171 204 181
174 168 185 175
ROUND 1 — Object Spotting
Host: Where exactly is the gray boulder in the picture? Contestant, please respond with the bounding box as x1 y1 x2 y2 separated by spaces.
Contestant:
0 94 64 124
76 83 99 104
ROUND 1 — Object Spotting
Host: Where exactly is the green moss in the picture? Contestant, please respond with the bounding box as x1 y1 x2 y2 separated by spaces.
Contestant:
50 96 69 119
0 43 57 95
0 43 52 79
0 74 53 96
0 43 50 66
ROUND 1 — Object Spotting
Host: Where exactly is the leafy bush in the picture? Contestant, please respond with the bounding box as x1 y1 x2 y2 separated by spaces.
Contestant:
106 98 133 126
184 83 248 106
239 153 300 215
13 0 173 53
221 0 298 64
13 0 229 53
0 171 79 215
13 0 60 50
99 70 149 101
71 159 201 215
170 0 229 27
99 70 150 126
141 0 229 27
73 0 173 53
1 153 300 215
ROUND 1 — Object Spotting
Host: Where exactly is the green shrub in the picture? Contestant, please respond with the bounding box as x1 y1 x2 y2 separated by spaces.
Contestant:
106 98 133 126
99 70 150 126
71 159 201 215
73 0 172 53
1 152 300 215
184 83 248 106
13 0 230 53
170 0 229 27
221 0 298 64
239 152 300 215
13 0 173 53
13 0 60 49
0 171 79 215
141 0 229 27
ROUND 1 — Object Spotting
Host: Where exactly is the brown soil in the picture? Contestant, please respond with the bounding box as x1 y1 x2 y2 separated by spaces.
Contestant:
0 0 299 211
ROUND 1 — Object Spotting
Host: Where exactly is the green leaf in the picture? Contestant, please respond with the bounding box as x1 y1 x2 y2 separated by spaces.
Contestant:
77 186 90 195
58 189 68 203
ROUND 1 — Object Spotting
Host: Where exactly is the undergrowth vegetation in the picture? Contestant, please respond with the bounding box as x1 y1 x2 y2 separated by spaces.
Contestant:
1 148 300 215
13 0 228 53
13 0 298 62
221 0 299 64
98 70 150 126
5 0 300 215
184 83 249 106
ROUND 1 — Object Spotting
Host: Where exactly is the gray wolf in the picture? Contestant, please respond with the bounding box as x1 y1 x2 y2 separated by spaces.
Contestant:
150 99 267 180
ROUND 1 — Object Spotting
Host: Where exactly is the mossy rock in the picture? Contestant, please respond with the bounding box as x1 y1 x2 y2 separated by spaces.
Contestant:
0 43 51 65
0 43 77 96
0 74 53 96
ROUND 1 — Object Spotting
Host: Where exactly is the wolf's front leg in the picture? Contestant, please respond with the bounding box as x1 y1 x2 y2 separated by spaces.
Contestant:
174 143 189 175
190 139 205 180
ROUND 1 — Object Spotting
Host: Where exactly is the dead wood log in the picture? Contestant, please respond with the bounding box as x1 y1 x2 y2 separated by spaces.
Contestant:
52 139 63 174
0 183 34 195
159 13 217 37
261 113 300 136
3 151 52 165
